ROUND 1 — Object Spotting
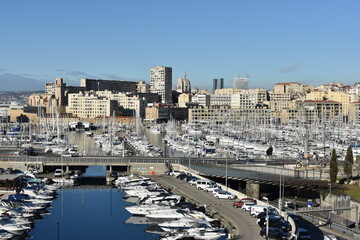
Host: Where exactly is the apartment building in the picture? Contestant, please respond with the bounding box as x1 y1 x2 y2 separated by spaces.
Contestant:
188 106 271 124
96 91 145 118
210 95 231 106
295 100 342 122
214 88 242 95
349 101 360 123
136 81 149 93
191 94 210 107
306 91 350 116
66 92 117 118
274 82 303 93
150 66 172 104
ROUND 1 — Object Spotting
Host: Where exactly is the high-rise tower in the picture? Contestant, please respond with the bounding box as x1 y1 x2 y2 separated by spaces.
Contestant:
150 66 172 104
233 77 249 89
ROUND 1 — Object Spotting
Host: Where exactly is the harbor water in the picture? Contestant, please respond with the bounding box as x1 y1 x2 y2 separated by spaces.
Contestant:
29 186 159 240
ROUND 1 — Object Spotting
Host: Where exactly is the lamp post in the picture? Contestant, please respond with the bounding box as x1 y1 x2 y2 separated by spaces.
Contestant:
328 183 332 226
262 197 269 240
294 196 297 211
225 158 228 192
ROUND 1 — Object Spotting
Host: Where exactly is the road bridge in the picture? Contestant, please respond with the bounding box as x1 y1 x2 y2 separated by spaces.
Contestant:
0 156 333 200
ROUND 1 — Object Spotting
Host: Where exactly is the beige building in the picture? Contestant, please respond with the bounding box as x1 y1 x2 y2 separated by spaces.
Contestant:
349 101 360 123
306 91 350 116
28 94 54 107
274 82 306 95
96 91 145 117
295 100 342 122
178 93 191 108
66 92 117 118
188 106 271 124
269 92 291 101
214 88 243 95
136 81 149 93
144 104 170 121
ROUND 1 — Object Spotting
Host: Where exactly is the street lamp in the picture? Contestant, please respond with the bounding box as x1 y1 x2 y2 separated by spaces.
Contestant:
262 197 269 240
328 183 332 225
225 158 228 192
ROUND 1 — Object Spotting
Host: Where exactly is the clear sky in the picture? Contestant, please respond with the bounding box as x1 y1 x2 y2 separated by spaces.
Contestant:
1 0 360 91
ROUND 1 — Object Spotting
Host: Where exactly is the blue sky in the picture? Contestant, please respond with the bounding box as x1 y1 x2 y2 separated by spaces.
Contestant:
1 0 360 91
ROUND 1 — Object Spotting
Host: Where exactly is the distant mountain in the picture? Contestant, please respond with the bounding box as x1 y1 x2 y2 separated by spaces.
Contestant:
0 91 43 104
0 73 45 91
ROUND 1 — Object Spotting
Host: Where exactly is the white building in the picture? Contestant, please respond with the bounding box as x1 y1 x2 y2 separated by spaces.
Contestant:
210 95 231 106
192 94 210 107
150 66 172 104
233 78 249 89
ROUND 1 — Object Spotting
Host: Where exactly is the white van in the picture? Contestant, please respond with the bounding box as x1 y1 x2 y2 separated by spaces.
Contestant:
196 180 216 190
54 169 63 177
249 205 278 217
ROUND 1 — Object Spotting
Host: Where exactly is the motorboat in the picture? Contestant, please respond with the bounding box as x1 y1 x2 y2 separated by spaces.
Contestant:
145 209 215 223
160 227 226 240
0 219 29 236
158 216 214 232
139 193 183 206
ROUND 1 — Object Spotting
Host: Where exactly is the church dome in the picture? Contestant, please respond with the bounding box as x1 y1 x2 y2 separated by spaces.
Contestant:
177 72 191 93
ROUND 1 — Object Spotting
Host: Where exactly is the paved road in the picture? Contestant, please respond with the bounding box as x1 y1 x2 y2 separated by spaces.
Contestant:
154 174 263 240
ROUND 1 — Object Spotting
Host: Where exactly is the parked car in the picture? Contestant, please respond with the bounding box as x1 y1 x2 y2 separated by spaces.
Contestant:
236 155 249 161
188 177 200 185
287 213 301 223
54 169 63 177
168 171 181 177
203 184 221 192
241 202 256 211
110 171 118 177
233 198 257 208
11 169 23 175
259 227 291 239
296 228 311 240
211 188 224 196
250 205 278 218
213 190 237 200
5 168 13 174
196 180 217 190
0 168 5 174
176 173 192 182
257 210 279 220
324 235 338 240
258 215 292 232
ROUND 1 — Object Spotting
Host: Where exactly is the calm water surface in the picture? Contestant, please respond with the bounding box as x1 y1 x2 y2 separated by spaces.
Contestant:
29 187 159 240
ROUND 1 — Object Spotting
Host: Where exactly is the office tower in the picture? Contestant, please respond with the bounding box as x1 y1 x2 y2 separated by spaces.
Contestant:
213 78 224 92
233 78 249 89
213 79 218 92
150 66 172 104
219 78 224 89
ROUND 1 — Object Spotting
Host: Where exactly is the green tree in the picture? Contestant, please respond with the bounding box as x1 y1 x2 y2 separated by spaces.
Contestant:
330 149 338 183
343 146 354 181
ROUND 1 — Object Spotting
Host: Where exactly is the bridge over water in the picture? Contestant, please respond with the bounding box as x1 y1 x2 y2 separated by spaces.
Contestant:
0 155 331 200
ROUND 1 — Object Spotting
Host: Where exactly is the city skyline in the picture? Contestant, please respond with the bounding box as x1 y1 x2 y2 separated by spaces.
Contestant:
1 1 360 91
